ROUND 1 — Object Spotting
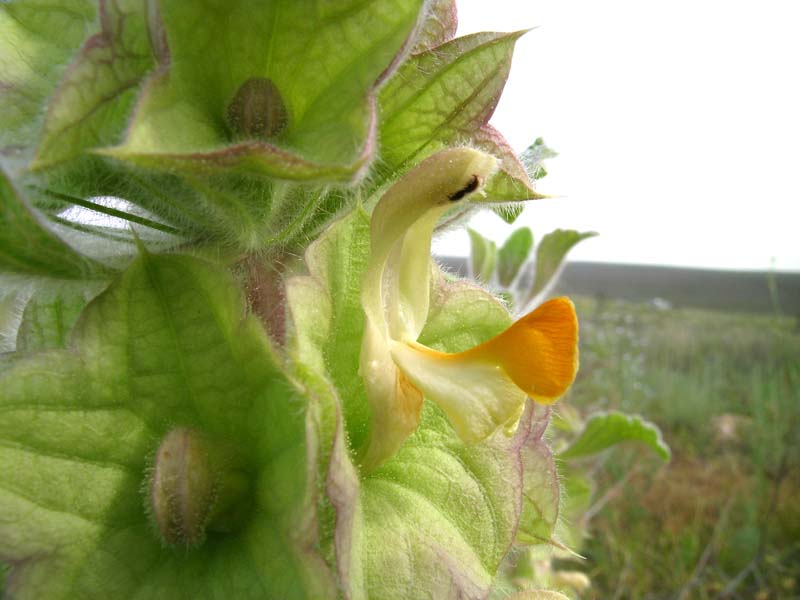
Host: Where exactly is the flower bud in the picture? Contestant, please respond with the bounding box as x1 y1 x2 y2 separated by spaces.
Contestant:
149 428 248 547
226 77 288 139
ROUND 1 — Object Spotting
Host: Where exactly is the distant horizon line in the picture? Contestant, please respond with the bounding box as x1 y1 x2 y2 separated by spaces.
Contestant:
434 254 800 275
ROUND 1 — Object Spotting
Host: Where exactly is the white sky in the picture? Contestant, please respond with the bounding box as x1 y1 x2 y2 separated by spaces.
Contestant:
433 0 800 271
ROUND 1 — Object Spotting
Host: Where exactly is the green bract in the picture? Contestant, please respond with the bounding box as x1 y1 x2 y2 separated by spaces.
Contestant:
0 0 578 597
102 0 423 181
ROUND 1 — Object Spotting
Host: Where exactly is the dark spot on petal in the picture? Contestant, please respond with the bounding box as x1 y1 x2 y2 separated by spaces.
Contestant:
448 174 481 202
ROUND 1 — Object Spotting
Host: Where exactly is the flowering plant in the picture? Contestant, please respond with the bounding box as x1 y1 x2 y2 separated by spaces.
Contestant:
2 1 581 598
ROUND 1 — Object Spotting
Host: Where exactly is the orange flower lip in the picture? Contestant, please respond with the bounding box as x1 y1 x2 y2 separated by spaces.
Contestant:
391 297 579 442
449 296 579 403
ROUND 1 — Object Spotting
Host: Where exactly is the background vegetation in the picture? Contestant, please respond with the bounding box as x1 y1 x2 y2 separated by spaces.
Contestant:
553 295 799 599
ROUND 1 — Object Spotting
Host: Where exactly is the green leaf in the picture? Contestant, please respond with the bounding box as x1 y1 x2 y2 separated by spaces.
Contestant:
526 229 597 303
354 402 529 599
31 0 157 169
0 561 8 593
497 227 533 287
476 134 555 224
492 203 524 224
0 285 28 352
559 411 671 462
379 42 543 213
380 31 524 171
0 253 336 598
472 125 545 205
0 1 97 159
516 406 560 547
520 137 558 181
556 463 593 551
106 0 425 181
420 269 513 351
0 166 108 279
509 591 571 600
411 0 457 53
15 284 104 352
286 208 372 451
468 227 497 282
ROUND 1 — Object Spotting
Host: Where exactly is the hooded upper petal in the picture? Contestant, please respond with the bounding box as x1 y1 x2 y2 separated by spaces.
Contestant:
360 148 499 338
357 148 499 469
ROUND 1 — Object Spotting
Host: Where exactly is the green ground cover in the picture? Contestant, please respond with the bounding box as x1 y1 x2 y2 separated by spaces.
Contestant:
556 297 800 599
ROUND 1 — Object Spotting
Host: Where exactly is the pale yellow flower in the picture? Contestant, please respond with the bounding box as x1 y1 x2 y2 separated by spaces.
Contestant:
358 148 578 470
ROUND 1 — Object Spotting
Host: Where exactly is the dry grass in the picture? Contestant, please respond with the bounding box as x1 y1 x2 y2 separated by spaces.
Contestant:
557 296 800 599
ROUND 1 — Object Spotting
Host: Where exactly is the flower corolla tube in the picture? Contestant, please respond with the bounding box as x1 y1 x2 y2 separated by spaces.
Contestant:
358 148 579 470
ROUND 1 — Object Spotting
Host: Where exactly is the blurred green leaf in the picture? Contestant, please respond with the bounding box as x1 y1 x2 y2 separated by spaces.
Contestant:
468 228 497 282
0 166 108 279
31 0 156 169
0 286 28 352
509 591 571 600
520 138 558 181
559 411 671 461
497 227 533 286
492 203 524 224
420 269 513 352
16 284 104 352
0 1 97 157
0 561 7 595
528 229 597 301
508 590 569 600
556 463 593 551
286 208 372 450
496 290 514 306
0 253 334 598
411 0 457 53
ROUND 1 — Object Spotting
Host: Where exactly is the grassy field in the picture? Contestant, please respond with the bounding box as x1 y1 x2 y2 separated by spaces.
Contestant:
554 296 800 599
